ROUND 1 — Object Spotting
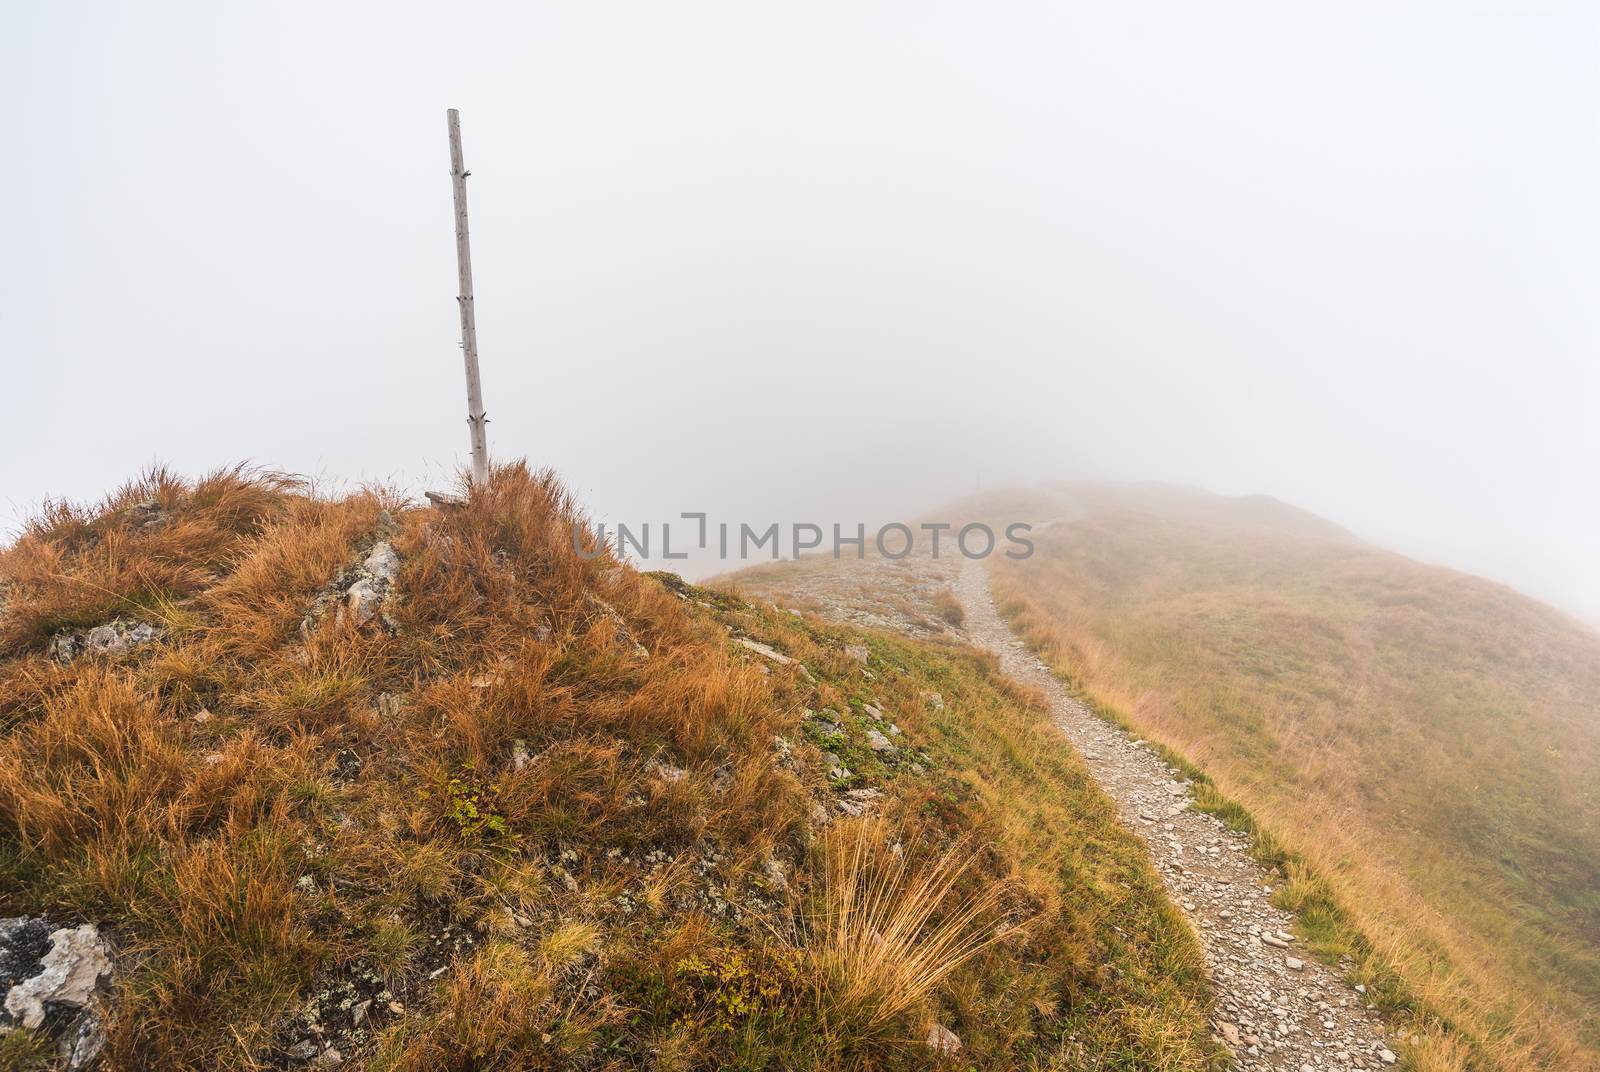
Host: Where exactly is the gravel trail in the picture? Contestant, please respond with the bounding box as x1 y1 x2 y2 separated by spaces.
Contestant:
957 557 1399 1072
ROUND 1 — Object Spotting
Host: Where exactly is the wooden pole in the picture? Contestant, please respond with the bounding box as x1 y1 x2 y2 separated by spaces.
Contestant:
447 108 490 485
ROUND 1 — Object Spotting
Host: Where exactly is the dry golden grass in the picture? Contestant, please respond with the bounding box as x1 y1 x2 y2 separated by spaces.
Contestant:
930 589 965 628
991 505 1600 1071
811 818 1005 1030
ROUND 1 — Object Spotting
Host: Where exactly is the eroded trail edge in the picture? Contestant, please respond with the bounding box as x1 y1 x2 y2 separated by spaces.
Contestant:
957 557 1399 1072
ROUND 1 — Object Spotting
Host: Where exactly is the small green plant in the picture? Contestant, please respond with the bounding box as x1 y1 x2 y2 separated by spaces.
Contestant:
671 947 797 1036
435 764 513 843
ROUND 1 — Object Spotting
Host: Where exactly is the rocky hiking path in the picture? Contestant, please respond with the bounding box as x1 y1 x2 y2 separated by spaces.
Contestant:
956 558 1400 1072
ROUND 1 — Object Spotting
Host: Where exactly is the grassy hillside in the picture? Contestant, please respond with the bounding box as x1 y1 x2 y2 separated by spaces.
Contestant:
0 465 1223 1071
989 488 1600 1071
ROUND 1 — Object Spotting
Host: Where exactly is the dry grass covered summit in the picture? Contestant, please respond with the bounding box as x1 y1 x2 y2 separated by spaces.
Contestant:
0 465 1223 1071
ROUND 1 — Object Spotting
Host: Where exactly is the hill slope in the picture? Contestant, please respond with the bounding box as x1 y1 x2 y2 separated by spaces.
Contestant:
0 466 1222 1071
988 485 1600 1070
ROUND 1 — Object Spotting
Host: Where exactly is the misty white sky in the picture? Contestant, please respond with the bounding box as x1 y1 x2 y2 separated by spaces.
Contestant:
3 2 1597 620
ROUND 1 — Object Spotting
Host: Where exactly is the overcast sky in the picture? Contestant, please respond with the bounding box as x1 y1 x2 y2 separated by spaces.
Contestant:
3 2 1597 620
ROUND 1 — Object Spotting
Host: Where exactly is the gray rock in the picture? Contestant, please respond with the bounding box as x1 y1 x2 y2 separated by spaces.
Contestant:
344 579 383 627
363 541 399 584
736 637 794 665
925 1022 962 1056
0 918 53 994
762 858 789 894
844 644 869 664
313 539 403 630
285 1038 319 1061
59 1008 107 1072
865 729 893 752
651 760 687 784
3 922 113 1030
127 499 167 530
49 619 160 661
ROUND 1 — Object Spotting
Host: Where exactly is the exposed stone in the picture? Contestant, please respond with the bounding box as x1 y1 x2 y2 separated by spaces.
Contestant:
925 1022 962 1056
344 579 383 627
865 729 893 752
49 619 160 661
127 498 167 530
651 760 687 783
0 918 53 996
2 920 113 1069
844 644 869 664
59 1008 107 1072
363 541 399 585
338 543 398 627
736 637 795 665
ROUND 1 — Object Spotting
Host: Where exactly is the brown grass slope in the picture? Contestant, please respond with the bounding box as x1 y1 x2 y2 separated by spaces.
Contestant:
989 489 1600 1071
0 465 1223 1071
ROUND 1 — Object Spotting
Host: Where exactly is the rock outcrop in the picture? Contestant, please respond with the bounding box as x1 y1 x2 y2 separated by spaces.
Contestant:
1 919 115 1071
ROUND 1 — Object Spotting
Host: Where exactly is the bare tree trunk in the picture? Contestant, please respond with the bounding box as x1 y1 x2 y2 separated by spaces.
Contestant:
447 108 490 486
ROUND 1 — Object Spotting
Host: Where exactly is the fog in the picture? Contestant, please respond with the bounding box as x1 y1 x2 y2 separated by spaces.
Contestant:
4 3 1597 621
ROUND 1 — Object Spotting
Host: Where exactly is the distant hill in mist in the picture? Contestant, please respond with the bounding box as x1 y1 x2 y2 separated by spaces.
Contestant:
988 482 1600 1070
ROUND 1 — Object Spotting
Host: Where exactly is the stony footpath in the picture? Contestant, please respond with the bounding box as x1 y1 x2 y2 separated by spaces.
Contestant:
956 557 1399 1071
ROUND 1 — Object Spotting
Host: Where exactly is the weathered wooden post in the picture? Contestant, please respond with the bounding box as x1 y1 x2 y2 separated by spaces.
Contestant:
447 108 490 485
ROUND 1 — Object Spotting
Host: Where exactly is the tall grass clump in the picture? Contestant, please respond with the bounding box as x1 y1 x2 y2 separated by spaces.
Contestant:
811 818 1006 1032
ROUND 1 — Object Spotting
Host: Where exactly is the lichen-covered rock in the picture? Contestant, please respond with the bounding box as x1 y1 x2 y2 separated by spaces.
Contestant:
342 542 400 627
0 918 53 998
762 858 789 894
362 542 399 586
3 923 113 1030
0 919 114 1070
49 619 160 661
126 498 168 531
303 539 403 634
